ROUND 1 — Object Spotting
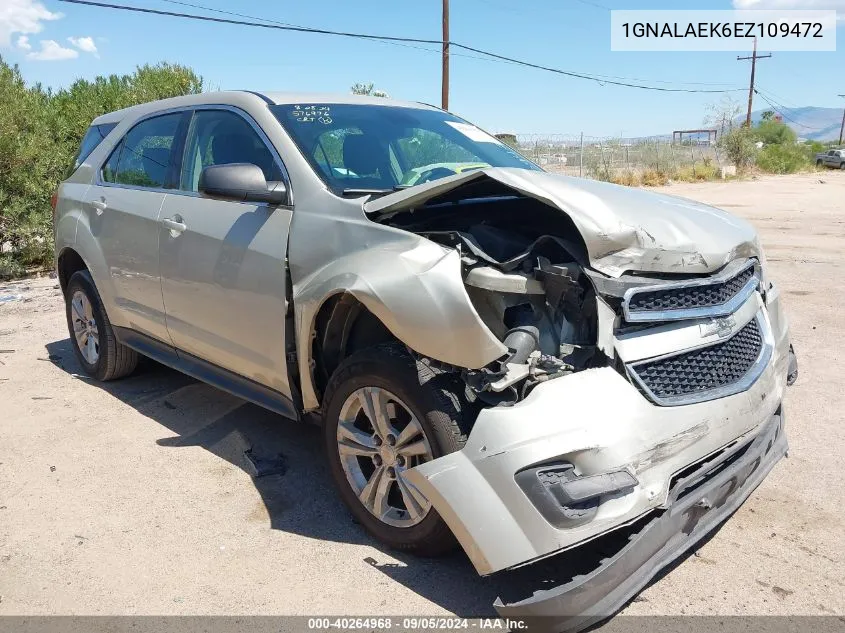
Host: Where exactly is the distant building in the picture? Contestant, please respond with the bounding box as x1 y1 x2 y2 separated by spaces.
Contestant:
672 129 718 146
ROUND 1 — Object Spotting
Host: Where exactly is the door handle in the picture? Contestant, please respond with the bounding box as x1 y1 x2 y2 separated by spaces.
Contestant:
91 199 107 215
162 216 187 235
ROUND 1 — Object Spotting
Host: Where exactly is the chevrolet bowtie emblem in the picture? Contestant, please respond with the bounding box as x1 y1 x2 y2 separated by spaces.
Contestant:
700 316 736 339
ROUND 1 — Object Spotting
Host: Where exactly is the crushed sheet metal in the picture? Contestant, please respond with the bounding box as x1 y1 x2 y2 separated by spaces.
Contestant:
365 167 760 278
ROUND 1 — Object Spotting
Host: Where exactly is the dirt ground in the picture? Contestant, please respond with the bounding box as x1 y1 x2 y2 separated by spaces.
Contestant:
0 172 843 620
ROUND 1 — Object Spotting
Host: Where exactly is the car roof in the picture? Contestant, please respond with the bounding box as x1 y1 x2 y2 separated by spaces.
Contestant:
91 90 441 125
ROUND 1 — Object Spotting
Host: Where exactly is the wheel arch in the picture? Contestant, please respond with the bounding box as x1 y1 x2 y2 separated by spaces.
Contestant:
57 247 89 294
307 292 402 411
293 247 508 412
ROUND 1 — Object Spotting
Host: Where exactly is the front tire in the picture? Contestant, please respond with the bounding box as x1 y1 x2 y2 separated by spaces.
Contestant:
322 343 471 556
65 270 138 381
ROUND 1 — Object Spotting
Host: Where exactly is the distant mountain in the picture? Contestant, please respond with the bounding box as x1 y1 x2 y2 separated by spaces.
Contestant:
743 106 843 141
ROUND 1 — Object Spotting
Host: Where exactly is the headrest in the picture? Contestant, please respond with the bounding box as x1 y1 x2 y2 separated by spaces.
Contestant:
342 134 383 176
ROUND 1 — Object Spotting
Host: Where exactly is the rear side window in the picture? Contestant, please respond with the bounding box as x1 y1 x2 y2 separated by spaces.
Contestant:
101 113 182 189
72 123 116 171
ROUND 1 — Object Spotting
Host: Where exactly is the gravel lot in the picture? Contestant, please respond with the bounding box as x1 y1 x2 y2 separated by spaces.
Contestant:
0 172 843 620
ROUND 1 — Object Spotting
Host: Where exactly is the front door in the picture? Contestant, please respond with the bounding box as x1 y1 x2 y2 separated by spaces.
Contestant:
84 111 186 343
158 107 294 396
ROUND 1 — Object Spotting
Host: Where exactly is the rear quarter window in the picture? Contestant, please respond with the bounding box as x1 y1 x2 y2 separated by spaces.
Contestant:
72 123 117 173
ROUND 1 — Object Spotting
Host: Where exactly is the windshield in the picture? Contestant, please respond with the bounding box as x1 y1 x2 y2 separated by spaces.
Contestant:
270 103 539 195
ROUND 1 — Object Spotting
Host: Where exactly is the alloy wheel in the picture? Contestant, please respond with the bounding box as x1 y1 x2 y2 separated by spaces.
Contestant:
336 387 434 527
71 290 99 365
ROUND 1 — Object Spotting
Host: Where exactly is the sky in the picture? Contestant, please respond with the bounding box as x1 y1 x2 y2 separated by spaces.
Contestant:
1 0 844 137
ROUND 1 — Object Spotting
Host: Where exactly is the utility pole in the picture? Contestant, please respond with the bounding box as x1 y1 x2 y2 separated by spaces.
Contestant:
737 38 771 127
441 0 450 111
838 94 845 146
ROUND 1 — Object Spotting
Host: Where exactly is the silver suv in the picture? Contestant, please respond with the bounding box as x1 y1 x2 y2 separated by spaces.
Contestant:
55 91 796 628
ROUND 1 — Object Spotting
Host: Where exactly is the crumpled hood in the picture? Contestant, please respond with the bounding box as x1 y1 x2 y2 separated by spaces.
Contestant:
364 167 760 277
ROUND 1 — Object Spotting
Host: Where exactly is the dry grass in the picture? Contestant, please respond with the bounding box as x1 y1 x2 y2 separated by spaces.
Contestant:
611 169 640 187
640 168 671 187
673 163 721 182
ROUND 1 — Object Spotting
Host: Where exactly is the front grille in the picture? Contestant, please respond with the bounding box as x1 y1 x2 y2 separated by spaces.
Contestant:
626 263 756 317
629 316 764 404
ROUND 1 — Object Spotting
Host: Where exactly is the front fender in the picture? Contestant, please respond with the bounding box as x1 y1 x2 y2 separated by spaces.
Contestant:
293 239 507 410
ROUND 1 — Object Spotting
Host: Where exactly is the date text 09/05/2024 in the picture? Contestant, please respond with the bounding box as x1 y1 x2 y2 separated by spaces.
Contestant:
306 618 528 630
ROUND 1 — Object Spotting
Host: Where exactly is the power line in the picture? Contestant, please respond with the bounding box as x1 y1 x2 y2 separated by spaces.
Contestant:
754 89 822 130
166 0 736 88
753 90 826 131
155 0 488 64
58 0 443 45
453 42 742 92
161 0 736 88
754 85 800 109
55 0 744 94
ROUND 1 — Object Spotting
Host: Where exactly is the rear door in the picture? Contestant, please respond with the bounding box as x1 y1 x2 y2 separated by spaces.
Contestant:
158 107 295 396
83 111 188 343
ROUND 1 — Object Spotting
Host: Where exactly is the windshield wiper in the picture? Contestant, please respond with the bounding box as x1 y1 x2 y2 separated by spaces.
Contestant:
341 185 413 197
341 188 393 196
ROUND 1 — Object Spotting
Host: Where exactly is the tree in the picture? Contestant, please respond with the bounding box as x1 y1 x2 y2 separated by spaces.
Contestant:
704 96 743 136
0 58 55 276
0 58 203 277
350 82 389 98
753 119 796 146
761 110 775 121
718 126 757 171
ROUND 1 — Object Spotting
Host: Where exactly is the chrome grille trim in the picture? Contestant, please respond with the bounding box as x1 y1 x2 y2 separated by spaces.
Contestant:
626 311 772 407
622 259 760 323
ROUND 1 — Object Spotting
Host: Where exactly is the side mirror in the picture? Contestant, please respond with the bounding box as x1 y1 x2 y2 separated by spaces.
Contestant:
198 163 287 205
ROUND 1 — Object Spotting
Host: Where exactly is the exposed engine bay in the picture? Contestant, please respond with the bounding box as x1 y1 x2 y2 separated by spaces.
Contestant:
375 195 605 404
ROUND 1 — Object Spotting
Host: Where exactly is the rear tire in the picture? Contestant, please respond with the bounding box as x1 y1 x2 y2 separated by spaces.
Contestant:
65 270 138 381
816 159 823 167
322 343 472 556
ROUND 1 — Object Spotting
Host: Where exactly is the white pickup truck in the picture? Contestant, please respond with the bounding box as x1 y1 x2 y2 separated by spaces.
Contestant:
816 148 845 169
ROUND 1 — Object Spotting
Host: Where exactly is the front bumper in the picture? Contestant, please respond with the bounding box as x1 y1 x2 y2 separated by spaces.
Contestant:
405 286 789 578
494 406 786 631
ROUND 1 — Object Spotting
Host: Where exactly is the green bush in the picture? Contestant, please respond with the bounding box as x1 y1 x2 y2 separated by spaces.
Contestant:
756 143 812 174
803 140 826 156
753 120 797 146
718 127 757 171
0 57 202 278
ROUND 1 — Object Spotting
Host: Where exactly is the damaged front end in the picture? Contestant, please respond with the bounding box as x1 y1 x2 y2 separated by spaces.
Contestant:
431 228 601 406
366 168 793 628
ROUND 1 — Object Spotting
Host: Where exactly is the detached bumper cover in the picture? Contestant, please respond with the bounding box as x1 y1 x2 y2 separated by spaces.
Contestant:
494 407 787 632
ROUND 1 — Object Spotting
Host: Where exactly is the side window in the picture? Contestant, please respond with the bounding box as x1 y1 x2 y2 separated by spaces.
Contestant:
101 141 122 183
100 113 182 188
180 109 283 192
73 123 117 172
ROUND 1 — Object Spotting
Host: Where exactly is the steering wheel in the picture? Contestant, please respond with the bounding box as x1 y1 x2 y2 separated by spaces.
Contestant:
415 166 458 184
